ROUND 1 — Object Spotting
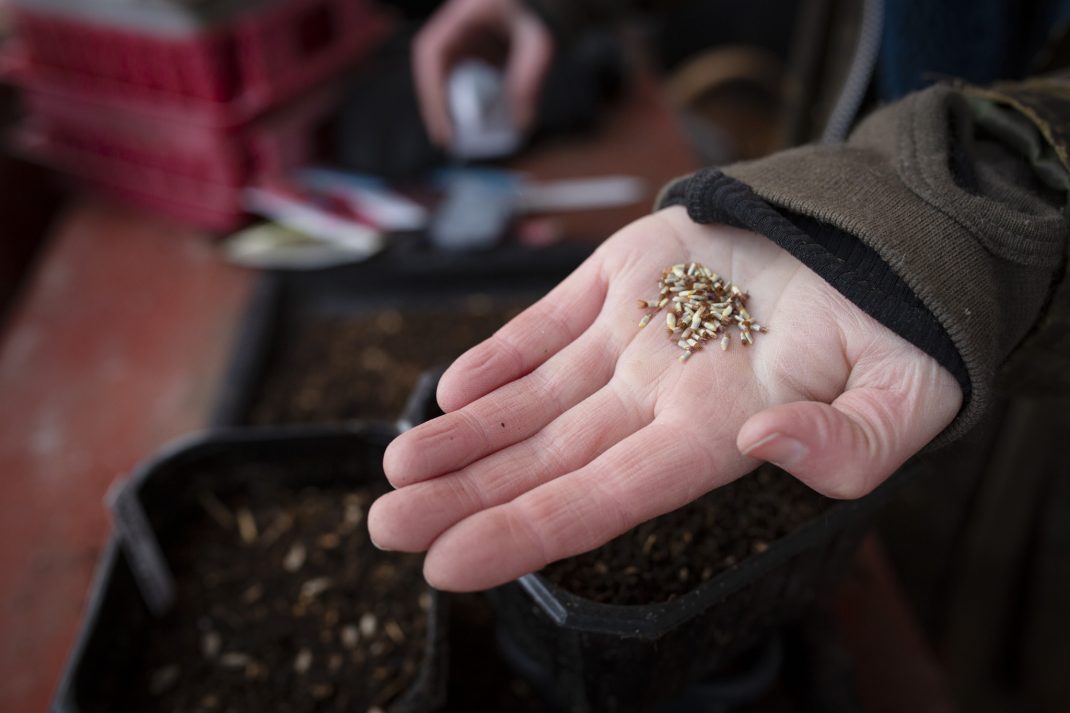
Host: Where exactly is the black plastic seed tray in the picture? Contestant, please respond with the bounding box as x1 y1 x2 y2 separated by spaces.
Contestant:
211 243 594 428
487 462 926 713
50 424 448 713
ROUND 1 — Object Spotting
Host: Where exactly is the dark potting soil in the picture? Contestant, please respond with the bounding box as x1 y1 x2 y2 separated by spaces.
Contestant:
95 478 430 713
249 297 529 425
542 466 832 605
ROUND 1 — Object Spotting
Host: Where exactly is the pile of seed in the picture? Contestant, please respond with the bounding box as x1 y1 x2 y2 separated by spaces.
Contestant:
638 262 765 362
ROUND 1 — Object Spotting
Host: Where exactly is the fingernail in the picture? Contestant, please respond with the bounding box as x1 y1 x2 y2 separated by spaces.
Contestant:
743 432 808 468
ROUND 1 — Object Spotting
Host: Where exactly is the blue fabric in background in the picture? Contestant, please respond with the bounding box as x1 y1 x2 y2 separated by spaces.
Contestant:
878 0 1070 101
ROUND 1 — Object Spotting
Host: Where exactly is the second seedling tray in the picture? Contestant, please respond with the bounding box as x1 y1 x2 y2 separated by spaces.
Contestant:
211 243 594 428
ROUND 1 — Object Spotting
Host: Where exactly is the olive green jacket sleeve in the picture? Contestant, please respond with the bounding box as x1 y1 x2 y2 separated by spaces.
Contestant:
658 73 1070 443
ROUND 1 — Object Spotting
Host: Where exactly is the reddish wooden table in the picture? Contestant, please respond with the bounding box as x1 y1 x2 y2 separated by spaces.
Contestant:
0 202 253 712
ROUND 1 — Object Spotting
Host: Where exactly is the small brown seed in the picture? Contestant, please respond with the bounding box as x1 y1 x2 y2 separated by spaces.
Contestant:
235 508 257 544
385 621 406 643
220 653 251 668
300 577 332 599
283 542 306 572
360 612 378 637
201 631 222 659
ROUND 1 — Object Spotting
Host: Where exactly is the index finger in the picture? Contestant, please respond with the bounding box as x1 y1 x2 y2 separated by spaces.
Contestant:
422 420 743 591
437 255 606 412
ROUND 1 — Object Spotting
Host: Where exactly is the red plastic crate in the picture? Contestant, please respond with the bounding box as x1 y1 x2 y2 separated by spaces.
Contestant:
15 13 238 101
7 0 390 127
16 121 247 230
23 89 249 186
13 83 344 231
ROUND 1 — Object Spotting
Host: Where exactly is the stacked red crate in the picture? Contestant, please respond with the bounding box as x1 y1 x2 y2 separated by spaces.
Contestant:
6 0 390 230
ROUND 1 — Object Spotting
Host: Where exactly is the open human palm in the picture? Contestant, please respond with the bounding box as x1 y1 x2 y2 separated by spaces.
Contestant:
368 206 961 591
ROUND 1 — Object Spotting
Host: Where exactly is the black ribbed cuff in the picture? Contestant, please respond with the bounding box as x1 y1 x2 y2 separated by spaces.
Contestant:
661 168 971 402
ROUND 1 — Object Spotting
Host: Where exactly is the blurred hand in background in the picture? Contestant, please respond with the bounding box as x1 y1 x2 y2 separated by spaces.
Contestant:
413 0 555 145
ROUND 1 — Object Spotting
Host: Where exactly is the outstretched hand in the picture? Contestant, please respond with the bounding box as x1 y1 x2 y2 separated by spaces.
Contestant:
368 207 961 591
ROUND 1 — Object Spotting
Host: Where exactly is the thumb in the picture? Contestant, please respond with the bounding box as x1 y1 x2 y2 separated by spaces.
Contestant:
736 384 960 499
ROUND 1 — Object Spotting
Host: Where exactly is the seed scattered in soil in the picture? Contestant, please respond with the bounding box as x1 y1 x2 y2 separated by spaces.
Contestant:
219 652 251 669
236 507 258 544
318 532 341 549
360 612 378 637
200 630 221 659
384 620 406 643
103 476 432 713
300 577 332 599
637 262 765 360
283 542 307 572
148 665 180 695
344 499 365 528
294 648 313 675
